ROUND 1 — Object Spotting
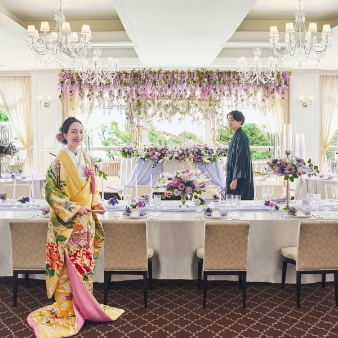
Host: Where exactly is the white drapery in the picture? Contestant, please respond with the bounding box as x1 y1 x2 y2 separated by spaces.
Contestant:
320 76 338 165
0 77 33 166
62 90 94 128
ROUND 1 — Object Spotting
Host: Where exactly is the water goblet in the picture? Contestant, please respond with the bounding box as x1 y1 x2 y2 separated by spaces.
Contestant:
261 187 267 201
313 194 321 215
331 186 337 206
226 194 233 208
153 195 161 215
306 192 314 208
124 187 132 204
233 195 241 216
10 198 18 209
267 186 274 200
118 189 124 204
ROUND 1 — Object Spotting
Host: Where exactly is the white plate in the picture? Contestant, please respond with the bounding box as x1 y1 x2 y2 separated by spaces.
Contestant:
203 215 228 219
122 214 147 219
289 214 311 218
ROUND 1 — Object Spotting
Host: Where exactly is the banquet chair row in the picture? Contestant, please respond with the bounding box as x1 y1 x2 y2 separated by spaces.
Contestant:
9 219 338 310
3 184 32 199
325 184 336 200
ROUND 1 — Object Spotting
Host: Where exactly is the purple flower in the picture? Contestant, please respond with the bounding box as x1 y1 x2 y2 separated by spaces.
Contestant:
288 206 297 215
185 186 193 194
108 198 118 206
178 183 186 191
137 200 146 208
174 189 181 196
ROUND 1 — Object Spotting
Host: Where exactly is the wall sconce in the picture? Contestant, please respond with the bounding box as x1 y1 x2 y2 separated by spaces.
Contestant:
299 95 313 108
38 96 52 108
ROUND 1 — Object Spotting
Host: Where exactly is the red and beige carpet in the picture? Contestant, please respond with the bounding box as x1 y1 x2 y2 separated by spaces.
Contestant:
1 277 338 337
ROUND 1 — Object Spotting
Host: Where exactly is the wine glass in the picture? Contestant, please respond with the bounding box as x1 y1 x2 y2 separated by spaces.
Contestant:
233 195 241 215
153 195 161 215
261 187 267 201
10 197 18 209
124 187 132 204
118 189 124 203
226 194 233 208
331 186 337 207
306 192 314 208
41 187 46 200
313 194 321 215
267 186 274 200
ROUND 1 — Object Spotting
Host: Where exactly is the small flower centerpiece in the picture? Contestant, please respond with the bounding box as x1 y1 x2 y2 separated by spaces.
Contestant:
287 206 297 215
125 200 146 216
0 193 7 201
0 140 18 177
194 197 206 206
108 197 118 207
41 204 50 215
264 200 279 211
163 168 207 206
121 146 138 158
17 196 30 204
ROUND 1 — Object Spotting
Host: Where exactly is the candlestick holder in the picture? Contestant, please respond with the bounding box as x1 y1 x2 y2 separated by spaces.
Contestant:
285 150 291 210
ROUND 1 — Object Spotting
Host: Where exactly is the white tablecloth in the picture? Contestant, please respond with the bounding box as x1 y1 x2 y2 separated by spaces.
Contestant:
1 200 335 284
295 177 337 200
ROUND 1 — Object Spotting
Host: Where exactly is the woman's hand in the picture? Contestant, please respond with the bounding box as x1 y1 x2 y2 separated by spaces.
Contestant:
230 179 237 190
77 206 91 216
94 204 105 215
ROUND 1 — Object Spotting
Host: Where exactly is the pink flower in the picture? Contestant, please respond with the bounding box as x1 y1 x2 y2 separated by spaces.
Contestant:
185 186 193 194
178 183 186 191
164 191 169 197
185 168 190 172
181 174 189 182
174 189 181 196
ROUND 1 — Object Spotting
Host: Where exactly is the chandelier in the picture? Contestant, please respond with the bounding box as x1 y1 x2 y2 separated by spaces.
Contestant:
76 48 119 85
269 0 332 66
236 47 279 84
27 0 91 66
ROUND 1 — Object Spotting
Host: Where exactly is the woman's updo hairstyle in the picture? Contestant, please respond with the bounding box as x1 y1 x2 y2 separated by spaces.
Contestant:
61 117 83 145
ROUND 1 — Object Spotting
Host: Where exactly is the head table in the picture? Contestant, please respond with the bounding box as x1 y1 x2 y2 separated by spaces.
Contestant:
1 199 336 284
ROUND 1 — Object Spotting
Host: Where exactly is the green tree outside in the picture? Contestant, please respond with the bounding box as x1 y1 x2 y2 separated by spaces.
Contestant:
0 109 8 122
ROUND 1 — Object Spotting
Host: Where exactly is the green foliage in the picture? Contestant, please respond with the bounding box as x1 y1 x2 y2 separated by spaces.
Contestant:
0 109 8 122
218 123 273 160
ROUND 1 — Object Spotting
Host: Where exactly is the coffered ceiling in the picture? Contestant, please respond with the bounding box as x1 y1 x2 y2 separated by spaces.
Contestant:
0 0 337 71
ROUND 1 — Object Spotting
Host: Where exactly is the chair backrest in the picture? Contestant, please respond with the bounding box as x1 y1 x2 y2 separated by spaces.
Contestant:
200 185 221 199
9 219 48 270
103 220 148 271
325 184 336 200
203 221 250 271
4 184 31 198
297 220 338 271
256 185 283 201
124 185 151 199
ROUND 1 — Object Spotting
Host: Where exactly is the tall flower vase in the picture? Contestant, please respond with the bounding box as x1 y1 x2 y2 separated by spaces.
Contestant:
181 192 187 206
285 178 290 210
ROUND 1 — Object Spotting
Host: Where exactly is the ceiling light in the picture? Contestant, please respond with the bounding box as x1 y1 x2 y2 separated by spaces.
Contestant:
27 0 91 66
269 0 331 66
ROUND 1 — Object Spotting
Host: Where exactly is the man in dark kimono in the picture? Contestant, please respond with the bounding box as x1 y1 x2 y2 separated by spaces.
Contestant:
226 110 254 200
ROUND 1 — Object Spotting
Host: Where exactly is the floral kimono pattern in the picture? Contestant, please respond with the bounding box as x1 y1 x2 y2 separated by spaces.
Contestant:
27 150 124 338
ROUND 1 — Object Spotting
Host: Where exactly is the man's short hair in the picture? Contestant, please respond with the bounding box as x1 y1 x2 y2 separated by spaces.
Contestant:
227 110 245 125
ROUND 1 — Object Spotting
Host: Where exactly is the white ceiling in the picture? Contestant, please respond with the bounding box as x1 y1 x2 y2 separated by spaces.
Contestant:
0 0 337 71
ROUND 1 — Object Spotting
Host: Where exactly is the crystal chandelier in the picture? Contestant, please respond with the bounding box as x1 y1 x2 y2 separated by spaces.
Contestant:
236 47 279 84
27 0 91 66
269 0 332 66
76 48 119 85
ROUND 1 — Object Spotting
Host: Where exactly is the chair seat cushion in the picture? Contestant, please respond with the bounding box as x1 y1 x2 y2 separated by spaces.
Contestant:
281 246 297 261
197 248 204 259
147 248 154 259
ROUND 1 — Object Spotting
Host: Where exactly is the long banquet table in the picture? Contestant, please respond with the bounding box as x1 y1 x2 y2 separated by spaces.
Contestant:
0 200 336 284
295 176 337 200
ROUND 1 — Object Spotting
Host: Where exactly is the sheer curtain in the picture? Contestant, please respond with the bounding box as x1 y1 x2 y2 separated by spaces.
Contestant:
0 76 33 165
320 76 338 164
62 90 94 128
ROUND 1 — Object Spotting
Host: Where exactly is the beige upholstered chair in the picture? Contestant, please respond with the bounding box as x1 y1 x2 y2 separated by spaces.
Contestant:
9 219 48 307
325 184 336 200
124 185 151 200
197 221 250 308
256 185 283 201
281 220 338 308
102 220 154 308
200 185 221 199
4 184 31 199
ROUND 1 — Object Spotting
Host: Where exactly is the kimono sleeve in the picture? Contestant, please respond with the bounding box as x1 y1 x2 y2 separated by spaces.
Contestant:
231 135 248 180
45 158 81 223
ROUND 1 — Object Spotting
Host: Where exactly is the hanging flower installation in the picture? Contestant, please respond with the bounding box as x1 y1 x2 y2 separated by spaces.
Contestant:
59 69 290 123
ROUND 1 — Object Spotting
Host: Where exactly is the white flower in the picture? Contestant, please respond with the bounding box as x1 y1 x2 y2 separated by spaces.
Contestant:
195 198 201 206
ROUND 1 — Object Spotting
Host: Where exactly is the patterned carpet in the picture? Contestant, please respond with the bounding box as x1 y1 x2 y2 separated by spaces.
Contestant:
1 277 338 337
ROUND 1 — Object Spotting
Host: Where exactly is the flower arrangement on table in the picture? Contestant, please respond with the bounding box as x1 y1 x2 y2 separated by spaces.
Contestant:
139 145 169 167
108 197 118 207
264 200 279 210
194 197 206 206
0 140 18 158
41 204 50 215
0 193 7 200
162 168 207 204
17 196 30 204
121 146 139 158
266 157 319 182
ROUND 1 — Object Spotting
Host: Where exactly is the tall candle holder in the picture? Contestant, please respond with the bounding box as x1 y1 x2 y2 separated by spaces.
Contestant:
285 150 291 210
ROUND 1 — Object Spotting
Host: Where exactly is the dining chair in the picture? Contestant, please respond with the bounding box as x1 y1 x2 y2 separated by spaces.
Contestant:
325 184 336 200
102 220 154 308
124 185 151 200
4 184 32 199
9 219 48 307
196 221 250 308
281 220 338 308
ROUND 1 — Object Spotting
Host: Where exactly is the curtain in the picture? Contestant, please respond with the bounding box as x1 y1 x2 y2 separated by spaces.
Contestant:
0 77 33 166
256 91 289 135
320 76 338 165
62 90 94 128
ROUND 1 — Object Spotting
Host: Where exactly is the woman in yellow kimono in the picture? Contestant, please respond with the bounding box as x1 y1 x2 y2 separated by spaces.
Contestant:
28 117 124 337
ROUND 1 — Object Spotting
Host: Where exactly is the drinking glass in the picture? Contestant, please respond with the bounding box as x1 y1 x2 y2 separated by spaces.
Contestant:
306 192 314 207
267 186 274 200
313 194 321 214
153 195 161 214
118 189 124 203
226 194 233 208
41 188 46 200
261 187 267 201
331 186 337 207
233 195 241 215
10 198 18 209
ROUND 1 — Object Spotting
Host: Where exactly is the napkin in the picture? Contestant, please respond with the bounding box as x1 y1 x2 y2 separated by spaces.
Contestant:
123 210 147 216
204 210 228 217
271 198 286 203
301 208 311 215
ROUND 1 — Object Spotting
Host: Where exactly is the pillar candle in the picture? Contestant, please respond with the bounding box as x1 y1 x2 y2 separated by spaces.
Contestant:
284 124 292 152
101 175 104 201
31 172 35 200
13 174 16 199
135 173 138 201
299 133 305 159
